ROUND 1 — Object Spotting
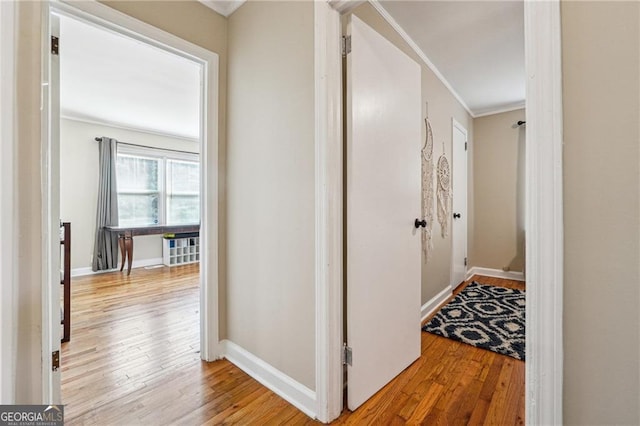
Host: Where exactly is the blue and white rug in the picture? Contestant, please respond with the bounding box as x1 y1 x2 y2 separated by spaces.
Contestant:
422 282 525 360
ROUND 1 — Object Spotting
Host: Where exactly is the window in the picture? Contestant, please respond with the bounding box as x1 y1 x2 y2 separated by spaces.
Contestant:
167 159 200 225
117 155 161 226
116 146 199 227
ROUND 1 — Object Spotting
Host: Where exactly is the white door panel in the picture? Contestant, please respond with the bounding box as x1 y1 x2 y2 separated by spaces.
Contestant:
346 15 422 411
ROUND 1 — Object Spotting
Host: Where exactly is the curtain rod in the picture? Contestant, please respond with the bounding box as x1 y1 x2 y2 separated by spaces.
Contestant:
94 137 198 156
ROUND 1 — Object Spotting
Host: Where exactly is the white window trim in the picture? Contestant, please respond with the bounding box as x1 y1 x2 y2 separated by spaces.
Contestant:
117 143 198 162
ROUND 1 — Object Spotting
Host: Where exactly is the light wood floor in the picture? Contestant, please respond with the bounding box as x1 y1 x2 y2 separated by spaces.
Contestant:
62 266 524 425
332 276 525 425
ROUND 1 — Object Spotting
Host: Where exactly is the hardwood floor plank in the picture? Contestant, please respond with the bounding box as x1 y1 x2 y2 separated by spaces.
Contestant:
467 398 491 425
499 359 526 425
479 355 505 402
484 358 517 424
403 381 444 424
445 377 484 425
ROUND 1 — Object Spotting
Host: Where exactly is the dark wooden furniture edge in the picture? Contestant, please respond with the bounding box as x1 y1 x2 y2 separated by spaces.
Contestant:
105 224 200 236
61 222 71 343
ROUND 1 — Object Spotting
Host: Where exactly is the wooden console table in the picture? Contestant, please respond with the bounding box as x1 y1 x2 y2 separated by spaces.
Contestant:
105 224 200 275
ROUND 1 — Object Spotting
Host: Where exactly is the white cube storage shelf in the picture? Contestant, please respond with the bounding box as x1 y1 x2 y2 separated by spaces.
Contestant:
163 236 200 266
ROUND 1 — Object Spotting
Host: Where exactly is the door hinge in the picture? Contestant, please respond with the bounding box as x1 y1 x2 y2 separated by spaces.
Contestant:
465 141 468 151
52 350 60 371
51 36 59 55
342 35 352 57
342 343 352 366
464 257 468 267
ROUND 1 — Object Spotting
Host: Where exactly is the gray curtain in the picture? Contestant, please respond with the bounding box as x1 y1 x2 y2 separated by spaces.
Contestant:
92 137 119 271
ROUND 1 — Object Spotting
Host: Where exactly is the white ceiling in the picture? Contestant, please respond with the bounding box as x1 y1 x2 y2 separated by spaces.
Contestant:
59 15 201 140
377 0 525 116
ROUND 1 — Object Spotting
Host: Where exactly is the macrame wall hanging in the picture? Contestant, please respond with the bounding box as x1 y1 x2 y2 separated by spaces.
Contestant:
421 106 435 261
436 142 451 238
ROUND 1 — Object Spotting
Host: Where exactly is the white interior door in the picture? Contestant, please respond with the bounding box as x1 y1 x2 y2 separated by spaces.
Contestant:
44 11 62 403
346 15 422 411
451 120 468 287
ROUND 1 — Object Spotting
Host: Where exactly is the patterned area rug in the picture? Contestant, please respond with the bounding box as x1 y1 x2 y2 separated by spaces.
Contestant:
422 282 525 360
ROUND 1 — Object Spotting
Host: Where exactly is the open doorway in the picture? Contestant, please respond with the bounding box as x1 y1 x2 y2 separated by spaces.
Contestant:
339 2 528 421
45 1 220 416
56 12 203 420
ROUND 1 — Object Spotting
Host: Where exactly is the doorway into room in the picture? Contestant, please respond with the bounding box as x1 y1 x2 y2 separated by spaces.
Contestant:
42 1 220 415
55 12 204 420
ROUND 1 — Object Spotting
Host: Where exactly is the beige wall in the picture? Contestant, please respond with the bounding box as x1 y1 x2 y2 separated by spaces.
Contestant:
14 1 44 404
226 1 316 390
350 3 474 304
562 1 640 424
60 118 199 271
472 109 525 272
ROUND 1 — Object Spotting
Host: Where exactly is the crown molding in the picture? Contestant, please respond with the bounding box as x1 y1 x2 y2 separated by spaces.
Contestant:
473 101 526 118
60 113 200 143
368 0 475 118
199 0 246 18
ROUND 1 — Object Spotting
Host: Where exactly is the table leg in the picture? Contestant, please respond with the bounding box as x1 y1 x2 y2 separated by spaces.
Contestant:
119 235 126 272
124 232 134 275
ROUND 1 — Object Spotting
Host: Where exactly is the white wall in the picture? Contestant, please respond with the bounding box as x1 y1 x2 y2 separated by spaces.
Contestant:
226 1 316 391
60 117 199 273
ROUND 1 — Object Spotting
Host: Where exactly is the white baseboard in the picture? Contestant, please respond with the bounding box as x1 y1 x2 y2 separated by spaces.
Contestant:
421 285 452 322
466 266 525 282
71 257 164 277
221 340 317 420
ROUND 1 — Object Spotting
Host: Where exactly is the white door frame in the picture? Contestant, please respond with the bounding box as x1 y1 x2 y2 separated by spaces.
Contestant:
41 9 62 402
0 0 17 404
524 1 564 424
313 1 344 422
40 0 221 402
450 118 468 288
323 1 564 423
